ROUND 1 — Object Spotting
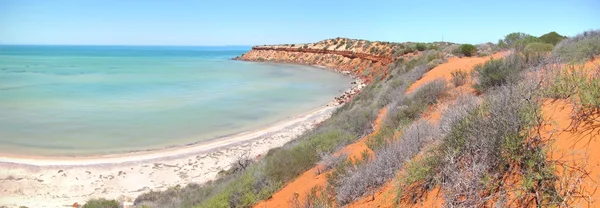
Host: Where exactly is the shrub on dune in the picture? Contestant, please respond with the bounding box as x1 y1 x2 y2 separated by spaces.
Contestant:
553 30 600 63
459 44 476 57
473 53 526 92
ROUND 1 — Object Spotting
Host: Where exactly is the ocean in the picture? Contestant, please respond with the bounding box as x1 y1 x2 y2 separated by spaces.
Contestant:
0 45 351 156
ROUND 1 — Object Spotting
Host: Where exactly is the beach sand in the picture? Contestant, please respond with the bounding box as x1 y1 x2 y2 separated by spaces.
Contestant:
0 104 340 208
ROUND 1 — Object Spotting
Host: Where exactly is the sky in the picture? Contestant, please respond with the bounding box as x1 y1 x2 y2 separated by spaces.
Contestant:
1 0 599 46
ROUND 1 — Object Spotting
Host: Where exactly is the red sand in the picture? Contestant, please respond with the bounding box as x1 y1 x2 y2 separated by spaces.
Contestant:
542 100 600 207
349 53 506 207
406 52 506 94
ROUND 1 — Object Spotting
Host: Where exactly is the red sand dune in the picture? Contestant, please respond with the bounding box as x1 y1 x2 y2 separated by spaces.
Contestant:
405 52 506 94
350 53 506 207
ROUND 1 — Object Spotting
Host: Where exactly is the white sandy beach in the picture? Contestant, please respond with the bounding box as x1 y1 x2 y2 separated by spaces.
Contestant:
0 103 340 208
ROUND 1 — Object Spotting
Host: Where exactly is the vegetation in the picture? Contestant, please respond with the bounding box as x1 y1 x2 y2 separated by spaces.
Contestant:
450 70 468 87
553 29 600 63
83 199 120 208
544 64 600 132
523 42 554 64
458 44 476 57
539 31 567 45
416 43 427 51
472 53 527 92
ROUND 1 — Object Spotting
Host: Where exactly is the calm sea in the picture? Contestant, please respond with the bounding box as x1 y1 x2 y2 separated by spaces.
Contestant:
0 45 351 156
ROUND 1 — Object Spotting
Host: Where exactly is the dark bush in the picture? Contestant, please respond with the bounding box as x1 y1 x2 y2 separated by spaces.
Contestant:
473 53 526 92
416 43 427 51
83 199 120 208
459 44 476 57
539 31 567 45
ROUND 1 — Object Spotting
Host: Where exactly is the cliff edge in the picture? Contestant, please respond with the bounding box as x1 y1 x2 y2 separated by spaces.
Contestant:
234 38 416 83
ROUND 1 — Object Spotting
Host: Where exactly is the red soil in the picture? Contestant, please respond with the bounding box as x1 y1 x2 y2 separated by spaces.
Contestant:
542 100 600 207
539 59 600 207
253 108 388 208
405 52 506 94
349 53 507 208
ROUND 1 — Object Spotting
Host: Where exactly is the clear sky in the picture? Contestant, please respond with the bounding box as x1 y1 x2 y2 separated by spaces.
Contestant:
1 0 599 46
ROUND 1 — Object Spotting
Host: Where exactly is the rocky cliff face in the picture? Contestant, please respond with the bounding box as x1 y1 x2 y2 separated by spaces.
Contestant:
234 38 409 83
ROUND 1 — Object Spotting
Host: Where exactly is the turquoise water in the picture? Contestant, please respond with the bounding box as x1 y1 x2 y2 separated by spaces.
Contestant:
0 45 351 156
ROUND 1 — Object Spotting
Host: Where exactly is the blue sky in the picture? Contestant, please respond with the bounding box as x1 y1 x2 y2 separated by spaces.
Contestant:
1 0 598 46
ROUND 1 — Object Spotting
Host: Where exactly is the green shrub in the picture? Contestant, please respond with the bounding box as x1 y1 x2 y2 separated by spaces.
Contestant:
553 30 600 63
459 44 476 57
524 42 553 53
451 70 469 87
544 66 583 99
513 35 540 51
473 54 526 92
500 32 538 50
523 42 554 65
416 43 427 51
539 31 567 45
83 199 120 208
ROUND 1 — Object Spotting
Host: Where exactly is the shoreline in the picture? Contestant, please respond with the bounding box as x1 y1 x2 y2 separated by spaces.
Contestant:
0 104 337 167
0 104 340 207
0 61 366 207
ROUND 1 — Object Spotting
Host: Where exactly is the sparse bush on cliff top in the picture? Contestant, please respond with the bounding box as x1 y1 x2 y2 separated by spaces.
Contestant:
552 29 600 63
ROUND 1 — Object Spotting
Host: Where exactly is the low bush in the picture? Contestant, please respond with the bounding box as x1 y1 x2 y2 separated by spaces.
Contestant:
524 42 554 53
543 65 584 99
473 53 526 92
438 80 558 207
450 70 468 87
395 94 479 204
83 199 120 208
459 44 476 57
553 30 600 63
523 42 554 65
289 186 332 208
336 120 438 205
416 43 427 51
335 79 447 205
544 65 600 131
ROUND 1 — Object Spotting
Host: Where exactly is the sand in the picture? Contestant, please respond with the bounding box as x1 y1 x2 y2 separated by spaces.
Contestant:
0 103 343 208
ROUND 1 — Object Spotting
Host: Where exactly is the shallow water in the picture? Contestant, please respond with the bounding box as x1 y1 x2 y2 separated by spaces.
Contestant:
0 45 351 156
